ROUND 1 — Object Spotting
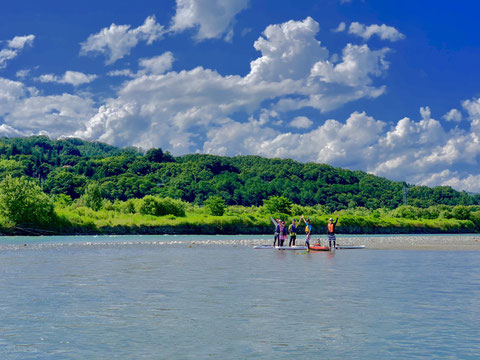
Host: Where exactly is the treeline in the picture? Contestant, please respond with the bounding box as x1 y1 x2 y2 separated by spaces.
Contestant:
0 136 479 211
0 175 477 235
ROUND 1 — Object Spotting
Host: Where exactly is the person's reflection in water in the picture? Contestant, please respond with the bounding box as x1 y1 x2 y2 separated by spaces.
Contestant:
328 249 335 260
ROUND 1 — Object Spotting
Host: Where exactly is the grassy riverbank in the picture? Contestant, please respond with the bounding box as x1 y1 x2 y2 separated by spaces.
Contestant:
1 203 476 235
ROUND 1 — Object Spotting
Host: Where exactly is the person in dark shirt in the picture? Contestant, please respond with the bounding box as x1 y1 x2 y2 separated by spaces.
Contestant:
288 219 298 247
271 217 281 246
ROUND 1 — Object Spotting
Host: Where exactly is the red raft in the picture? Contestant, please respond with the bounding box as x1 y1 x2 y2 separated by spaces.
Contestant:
308 244 330 251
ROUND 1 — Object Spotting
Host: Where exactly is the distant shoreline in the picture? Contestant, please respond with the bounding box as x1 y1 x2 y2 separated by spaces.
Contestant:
1 224 478 237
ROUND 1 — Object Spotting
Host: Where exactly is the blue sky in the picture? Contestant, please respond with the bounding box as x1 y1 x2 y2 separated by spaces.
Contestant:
1 0 480 192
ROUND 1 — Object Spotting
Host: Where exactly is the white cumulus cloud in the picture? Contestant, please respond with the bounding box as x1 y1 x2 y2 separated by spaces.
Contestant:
290 116 313 129
0 76 97 138
349 22 405 42
0 77 28 116
420 105 431 120
247 17 328 83
311 44 390 87
138 52 175 75
80 16 164 64
170 0 249 41
4 93 97 137
76 17 394 153
463 97 480 120
443 108 462 122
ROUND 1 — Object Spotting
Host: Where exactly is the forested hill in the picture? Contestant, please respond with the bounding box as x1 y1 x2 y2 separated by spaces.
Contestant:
0 136 478 210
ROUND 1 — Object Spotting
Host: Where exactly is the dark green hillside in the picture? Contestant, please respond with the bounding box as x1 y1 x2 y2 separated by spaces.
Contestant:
0 136 478 210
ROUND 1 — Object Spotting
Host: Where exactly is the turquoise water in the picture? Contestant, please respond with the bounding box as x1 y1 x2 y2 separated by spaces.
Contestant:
1 235 479 359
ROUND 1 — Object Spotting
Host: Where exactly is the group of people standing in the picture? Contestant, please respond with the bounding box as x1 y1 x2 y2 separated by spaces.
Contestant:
271 214 339 249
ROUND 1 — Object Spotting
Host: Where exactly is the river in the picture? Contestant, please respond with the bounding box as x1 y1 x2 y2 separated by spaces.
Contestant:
1 235 479 359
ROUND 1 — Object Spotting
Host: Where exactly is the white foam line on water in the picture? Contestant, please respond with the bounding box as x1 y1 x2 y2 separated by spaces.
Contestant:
0 238 276 251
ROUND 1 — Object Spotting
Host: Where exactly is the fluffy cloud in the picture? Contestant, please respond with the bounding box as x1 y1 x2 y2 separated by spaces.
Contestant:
0 76 96 138
332 22 346 32
107 69 135 78
443 108 462 122
290 116 313 129
247 17 328 82
75 66 289 152
4 93 96 137
463 97 480 120
76 17 393 153
420 106 431 120
311 44 389 87
349 22 405 42
170 0 249 41
138 52 175 75
11 17 480 192
0 35 35 68
80 16 164 64
7 35 35 49
203 117 278 156
15 69 30 79
37 71 97 86
421 170 480 194
0 124 26 137
216 111 386 167
108 52 175 78
0 77 28 116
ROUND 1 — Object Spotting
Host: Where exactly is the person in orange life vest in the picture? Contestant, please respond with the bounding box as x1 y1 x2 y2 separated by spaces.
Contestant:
327 215 339 249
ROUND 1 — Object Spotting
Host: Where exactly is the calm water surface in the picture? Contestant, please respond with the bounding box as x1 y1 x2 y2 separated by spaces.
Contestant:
0 235 479 359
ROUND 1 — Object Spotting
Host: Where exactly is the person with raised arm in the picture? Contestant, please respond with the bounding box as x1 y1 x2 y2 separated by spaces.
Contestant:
299 215 312 249
327 214 339 249
278 220 287 247
270 217 281 247
288 218 299 247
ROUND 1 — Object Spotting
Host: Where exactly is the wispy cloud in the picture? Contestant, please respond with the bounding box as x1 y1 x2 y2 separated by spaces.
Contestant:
37 71 97 86
0 35 35 68
107 52 174 78
80 16 164 64
331 22 346 32
349 22 405 41
170 0 249 41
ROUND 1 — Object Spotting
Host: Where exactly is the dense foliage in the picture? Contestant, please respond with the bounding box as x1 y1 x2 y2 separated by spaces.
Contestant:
0 136 479 212
36 200 480 235
0 175 55 227
204 196 226 216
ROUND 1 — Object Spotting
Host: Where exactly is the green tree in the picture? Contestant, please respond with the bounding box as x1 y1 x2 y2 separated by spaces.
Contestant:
452 205 471 220
204 196 226 216
138 196 186 217
44 169 87 198
81 182 103 211
53 194 73 208
0 175 55 227
263 196 292 215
